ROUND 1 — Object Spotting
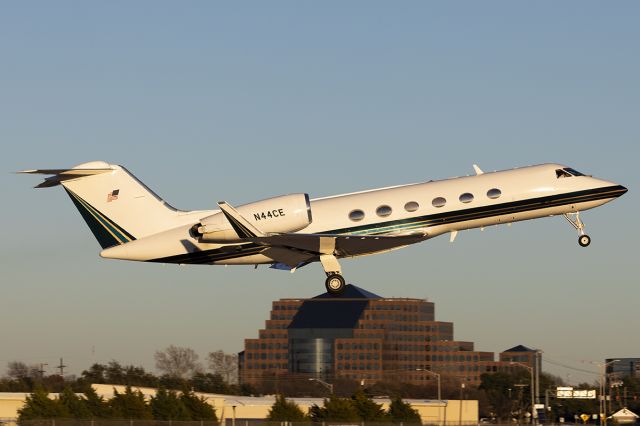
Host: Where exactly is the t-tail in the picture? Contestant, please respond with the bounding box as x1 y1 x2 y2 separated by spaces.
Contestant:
20 161 201 249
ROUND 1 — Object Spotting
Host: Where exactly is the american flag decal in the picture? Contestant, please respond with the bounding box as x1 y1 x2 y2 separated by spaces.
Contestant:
107 189 119 202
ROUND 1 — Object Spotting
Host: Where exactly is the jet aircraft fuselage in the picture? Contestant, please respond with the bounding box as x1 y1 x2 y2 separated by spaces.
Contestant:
22 162 627 294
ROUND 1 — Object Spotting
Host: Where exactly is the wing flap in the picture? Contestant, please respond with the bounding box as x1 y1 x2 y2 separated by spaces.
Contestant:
248 232 428 257
262 246 315 268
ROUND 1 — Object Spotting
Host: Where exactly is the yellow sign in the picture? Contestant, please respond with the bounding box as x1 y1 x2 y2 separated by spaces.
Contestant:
580 414 590 423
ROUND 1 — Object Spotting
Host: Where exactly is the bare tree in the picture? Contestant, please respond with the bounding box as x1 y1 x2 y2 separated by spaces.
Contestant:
154 345 202 379
6 361 39 379
207 350 238 384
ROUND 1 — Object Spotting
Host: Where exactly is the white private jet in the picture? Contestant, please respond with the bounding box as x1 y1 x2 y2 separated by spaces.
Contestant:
21 161 627 294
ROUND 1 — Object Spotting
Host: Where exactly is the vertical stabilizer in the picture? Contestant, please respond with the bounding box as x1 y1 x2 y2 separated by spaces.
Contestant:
21 161 195 249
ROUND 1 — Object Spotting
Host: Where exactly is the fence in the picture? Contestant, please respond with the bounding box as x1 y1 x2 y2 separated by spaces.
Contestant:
16 421 485 426
16 421 490 426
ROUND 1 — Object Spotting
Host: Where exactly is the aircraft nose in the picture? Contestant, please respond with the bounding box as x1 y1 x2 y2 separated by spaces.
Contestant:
618 185 628 196
592 178 627 198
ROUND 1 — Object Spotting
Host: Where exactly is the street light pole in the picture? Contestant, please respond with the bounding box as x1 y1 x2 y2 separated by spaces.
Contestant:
414 368 444 426
308 377 334 395
415 368 441 401
510 362 535 425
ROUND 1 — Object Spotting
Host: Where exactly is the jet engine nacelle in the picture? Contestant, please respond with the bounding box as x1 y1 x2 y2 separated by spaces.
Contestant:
195 193 312 242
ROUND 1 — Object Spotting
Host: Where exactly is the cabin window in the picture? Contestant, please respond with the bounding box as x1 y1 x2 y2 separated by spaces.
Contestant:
432 197 446 208
556 169 572 178
376 205 392 217
459 193 474 203
404 201 419 212
349 209 365 221
487 188 502 199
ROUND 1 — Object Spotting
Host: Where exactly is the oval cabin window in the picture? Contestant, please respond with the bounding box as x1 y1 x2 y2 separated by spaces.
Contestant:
432 197 446 208
376 205 392 217
404 201 419 212
459 193 474 203
349 209 365 221
487 188 502 199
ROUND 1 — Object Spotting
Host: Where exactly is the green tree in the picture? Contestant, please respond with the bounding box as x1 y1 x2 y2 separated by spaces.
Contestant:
191 372 230 394
623 376 640 413
81 364 108 384
388 397 421 424
109 386 152 419
352 390 388 421
479 371 523 422
83 387 112 418
180 389 218 421
309 396 359 422
150 387 190 420
18 385 69 420
81 362 158 387
59 387 92 418
267 394 308 421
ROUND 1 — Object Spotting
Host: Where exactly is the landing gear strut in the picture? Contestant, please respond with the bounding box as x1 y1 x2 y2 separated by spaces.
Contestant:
564 212 591 247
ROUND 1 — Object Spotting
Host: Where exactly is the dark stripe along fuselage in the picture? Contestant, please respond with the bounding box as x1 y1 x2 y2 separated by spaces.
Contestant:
149 184 626 265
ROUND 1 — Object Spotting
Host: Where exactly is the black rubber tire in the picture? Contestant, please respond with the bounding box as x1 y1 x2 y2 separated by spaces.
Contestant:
578 235 591 247
325 274 346 295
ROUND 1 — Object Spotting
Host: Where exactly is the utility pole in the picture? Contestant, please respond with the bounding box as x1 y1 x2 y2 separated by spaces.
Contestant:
510 362 536 425
593 360 619 426
459 383 465 426
515 384 528 425
57 358 67 377
535 350 542 405
38 363 48 379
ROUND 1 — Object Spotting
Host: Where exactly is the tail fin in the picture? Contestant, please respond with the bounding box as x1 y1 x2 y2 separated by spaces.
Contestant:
21 161 188 249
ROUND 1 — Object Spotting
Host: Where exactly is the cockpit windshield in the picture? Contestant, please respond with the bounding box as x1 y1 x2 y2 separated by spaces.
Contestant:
556 168 585 178
564 168 584 176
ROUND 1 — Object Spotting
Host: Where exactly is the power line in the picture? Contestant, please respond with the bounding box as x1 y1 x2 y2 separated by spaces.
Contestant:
542 357 599 376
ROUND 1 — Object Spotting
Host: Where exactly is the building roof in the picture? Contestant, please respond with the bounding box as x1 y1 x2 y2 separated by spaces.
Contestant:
609 408 639 420
288 299 368 329
503 345 535 353
313 284 382 299
288 285 378 329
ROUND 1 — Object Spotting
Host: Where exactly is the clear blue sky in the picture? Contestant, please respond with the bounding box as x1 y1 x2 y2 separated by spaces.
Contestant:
1 2 637 385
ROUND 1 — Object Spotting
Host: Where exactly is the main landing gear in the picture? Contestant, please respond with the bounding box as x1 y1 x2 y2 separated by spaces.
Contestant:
325 273 346 294
563 212 591 247
320 253 346 295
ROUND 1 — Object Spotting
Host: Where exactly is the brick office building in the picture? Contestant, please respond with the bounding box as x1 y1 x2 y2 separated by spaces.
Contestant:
239 285 524 388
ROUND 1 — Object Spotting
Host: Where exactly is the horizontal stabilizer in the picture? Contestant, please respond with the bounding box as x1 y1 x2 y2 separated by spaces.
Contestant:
18 168 112 188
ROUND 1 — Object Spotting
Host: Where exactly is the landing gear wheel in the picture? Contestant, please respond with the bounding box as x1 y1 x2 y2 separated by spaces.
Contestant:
578 235 591 247
325 274 346 295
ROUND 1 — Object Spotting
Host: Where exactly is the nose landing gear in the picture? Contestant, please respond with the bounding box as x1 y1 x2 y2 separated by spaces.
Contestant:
578 234 591 247
564 212 591 247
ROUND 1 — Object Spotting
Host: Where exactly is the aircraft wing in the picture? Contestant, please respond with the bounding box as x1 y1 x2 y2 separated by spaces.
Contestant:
214 199 428 269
